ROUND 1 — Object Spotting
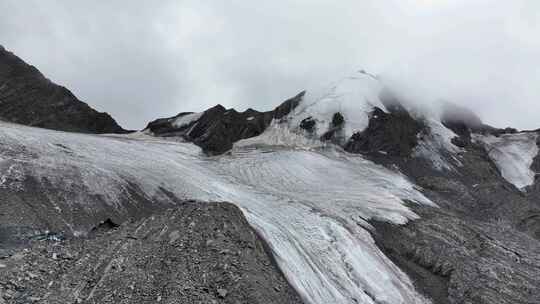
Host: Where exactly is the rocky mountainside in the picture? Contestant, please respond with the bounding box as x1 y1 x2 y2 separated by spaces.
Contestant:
1 48 540 304
143 71 540 303
0 45 127 134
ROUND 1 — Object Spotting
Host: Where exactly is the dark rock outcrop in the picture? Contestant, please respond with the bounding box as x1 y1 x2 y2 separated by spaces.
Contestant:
0 202 303 304
299 116 316 133
320 112 346 143
0 46 127 133
145 91 305 155
344 107 425 157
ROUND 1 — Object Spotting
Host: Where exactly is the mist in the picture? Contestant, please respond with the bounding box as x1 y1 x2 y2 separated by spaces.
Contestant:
1 0 539 130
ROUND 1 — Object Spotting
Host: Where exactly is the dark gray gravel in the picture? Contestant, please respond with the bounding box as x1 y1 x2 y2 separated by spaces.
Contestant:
0 201 303 304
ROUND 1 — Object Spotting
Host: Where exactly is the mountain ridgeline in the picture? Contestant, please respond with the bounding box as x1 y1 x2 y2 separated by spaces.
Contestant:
144 91 305 155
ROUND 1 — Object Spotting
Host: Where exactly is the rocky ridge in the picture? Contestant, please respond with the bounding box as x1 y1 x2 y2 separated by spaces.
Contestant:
0 46 126 134
145 91 305 155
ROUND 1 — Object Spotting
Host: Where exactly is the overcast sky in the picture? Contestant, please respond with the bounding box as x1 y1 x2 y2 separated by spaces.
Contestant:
1 1 539 130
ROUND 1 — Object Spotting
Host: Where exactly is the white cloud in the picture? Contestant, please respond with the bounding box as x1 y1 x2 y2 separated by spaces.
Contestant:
1 0 539 130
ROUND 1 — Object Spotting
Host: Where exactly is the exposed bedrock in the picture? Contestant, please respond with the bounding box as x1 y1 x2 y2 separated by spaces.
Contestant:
0 201 303 304
320 112 346 143
0 46 127 134
344 106 425 157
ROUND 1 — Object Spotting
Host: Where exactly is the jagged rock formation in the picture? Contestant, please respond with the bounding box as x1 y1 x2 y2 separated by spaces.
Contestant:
0 201 303 304
145 91 305 155
0 46 126 134
344 106 425 156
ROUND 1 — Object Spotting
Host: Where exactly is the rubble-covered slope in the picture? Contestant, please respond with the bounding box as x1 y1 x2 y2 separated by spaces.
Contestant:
0 201 303 304
0 46 126 134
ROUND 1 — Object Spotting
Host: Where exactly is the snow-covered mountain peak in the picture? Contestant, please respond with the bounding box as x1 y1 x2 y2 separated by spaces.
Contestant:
287 70 388 140
236 70 466 171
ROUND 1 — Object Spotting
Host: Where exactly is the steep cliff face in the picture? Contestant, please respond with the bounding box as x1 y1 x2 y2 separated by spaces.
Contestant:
0 46 127 134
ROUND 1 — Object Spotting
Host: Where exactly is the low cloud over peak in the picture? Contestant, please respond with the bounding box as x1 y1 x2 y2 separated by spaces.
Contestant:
1 0 538 130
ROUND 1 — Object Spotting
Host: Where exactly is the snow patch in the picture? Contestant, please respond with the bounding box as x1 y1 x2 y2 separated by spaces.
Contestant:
473 132 539 190
237 71 388 151
172 112 202 128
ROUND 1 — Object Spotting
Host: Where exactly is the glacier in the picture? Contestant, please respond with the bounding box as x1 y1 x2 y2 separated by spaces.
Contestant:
0 118 435 304
0 71 465 303
473 132 539 190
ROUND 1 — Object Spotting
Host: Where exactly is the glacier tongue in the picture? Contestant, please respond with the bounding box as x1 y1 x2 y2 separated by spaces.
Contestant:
215 147 433 304
0 119 434 304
